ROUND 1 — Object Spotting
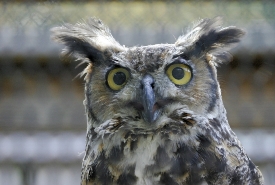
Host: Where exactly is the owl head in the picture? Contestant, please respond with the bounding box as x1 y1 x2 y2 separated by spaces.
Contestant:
52 17 244 134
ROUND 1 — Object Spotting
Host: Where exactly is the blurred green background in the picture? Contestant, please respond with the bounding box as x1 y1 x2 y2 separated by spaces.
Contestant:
0 0 274 185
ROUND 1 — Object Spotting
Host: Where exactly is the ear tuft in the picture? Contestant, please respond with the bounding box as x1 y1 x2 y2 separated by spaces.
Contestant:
176 17 245 64
51 17 125 63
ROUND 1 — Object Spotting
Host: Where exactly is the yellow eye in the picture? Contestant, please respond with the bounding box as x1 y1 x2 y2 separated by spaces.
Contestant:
166 63 192 85
107 67 130 91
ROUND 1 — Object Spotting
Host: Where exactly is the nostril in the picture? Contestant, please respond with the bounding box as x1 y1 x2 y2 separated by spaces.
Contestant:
141 82 154 90
141 74 155 90
151 83 155 89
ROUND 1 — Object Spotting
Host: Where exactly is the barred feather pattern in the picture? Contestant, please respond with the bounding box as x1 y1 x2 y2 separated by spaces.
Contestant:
81 103 263 185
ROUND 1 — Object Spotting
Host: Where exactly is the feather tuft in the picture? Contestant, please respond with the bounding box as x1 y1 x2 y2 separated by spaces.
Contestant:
176 17 245 64
51 17 125 63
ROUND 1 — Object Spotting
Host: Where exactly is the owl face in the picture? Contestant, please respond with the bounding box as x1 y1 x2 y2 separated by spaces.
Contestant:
52 17 244 133
85 44 219 130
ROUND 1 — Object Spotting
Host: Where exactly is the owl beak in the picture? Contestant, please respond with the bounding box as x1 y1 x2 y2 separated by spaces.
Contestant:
141 74 159 124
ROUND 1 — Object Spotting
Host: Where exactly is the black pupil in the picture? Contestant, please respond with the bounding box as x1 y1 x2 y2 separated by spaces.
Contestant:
172 67 185 80
113 72 126 85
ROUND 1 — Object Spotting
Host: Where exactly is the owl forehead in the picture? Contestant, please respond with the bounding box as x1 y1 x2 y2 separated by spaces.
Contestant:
114 44 177 73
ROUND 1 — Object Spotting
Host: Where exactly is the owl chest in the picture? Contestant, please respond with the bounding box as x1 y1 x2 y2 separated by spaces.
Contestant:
90 134 207 185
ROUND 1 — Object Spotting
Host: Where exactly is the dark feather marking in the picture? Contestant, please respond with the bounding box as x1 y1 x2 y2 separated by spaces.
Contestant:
230 166 243 185
197 134 211 148
87 107 98 122
206 159 227 183
129 137 138 152
216 27 245 45
145 146 171 174
154 146 171 168
124 131 133 140
191 29 218 57
208 118 221 130
248 160 256 172
182 18 244 64
248 160 263 184
170 151 204 184
169 112 196 127
197 143 227 184
85 87 98 122
170 142 201 177
206 63 219 113
170 153 190 175
182 150 204 185
209 118 231 139
117 165 137 185
88 163 97 180
87 128 98 143
196 119 229 183
108 145 124 163
84 151 114 184
185 172 204 185
119 131 138 152
189 27 244 58
58 36 105 64
160 173 179 185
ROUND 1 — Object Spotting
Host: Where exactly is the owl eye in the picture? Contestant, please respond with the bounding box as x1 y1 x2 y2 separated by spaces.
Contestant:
107 67 130 90
166 63 192 85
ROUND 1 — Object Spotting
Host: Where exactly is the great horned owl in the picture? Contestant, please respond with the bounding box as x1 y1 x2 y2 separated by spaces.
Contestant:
52 17 263 185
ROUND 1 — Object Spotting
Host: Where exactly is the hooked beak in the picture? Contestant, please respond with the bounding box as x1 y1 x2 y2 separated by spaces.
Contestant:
141 74 160 123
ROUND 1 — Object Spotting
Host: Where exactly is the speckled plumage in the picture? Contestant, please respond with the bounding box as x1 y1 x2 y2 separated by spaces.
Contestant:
52 17 263 185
